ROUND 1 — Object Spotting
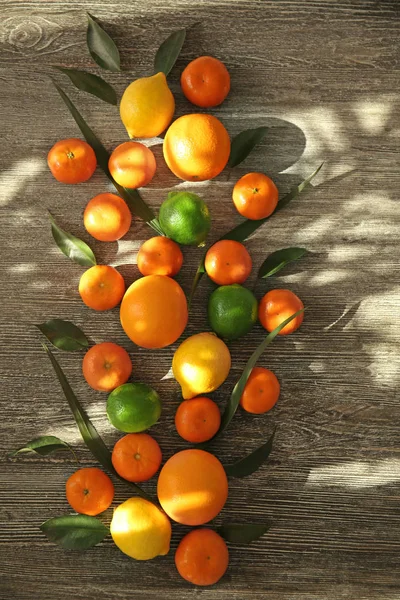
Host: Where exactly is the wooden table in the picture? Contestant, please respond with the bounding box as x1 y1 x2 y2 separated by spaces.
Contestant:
1 1 399 598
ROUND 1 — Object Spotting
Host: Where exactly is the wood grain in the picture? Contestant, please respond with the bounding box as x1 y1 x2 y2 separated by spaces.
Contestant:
1 0 400 598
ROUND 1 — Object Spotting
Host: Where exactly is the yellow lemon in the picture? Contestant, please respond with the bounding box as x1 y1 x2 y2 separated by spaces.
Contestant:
110 497 171 560
120 72 175 139
172 332 231 400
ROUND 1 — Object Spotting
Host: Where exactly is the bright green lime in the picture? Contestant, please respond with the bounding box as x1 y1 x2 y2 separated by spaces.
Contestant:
159 191 211 246
208 284 258 340
106 383 161 433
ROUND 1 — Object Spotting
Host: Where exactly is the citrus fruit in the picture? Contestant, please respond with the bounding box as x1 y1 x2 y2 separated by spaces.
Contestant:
107 382 161 433
112 433 162 482
240 366 280 414
65 467 114 516
137 236 183 277
205 239 252 285
120 72 175 139
208 284 258 340
47 138 96 184
83 193 132 242
120 274 188 349
159 191 211 246
157 449 228 525
163 114 230 181
108 142 156 189
181 56 230 108
172 332 231 400
82 342 132 392
259 289 304 335
232 172 279 220
175 528 229 586
110 497 171 560
175 397 221 443
79 265 125 311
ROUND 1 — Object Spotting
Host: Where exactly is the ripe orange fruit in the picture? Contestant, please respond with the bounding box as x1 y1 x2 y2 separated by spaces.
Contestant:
181 56 230 108
175 528 229 586
175 397 221 443
112 433 162 482
65 467 114 516
79 265 125 311
82 342 132 392
157 449 228 525
258 289 304 335
232 172 279 220
163 114 230 182
137 236 183 277
83 193 132 242
120 274 188 349
48 138 96 184
205 239 252 285
240 367 280 414
108 141 156 189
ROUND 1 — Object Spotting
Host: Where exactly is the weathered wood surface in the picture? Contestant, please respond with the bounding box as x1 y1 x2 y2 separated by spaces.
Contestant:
1 1 400 598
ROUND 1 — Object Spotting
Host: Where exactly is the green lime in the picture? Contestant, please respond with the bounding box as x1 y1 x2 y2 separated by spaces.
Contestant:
159 191 211 246
107 383 161 433
208 284 258 340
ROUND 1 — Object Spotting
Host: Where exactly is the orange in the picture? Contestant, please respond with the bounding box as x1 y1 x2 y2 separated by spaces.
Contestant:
83 193 132 242
232 172 279 220
112 433 162 482
79 265 125 311
47 138 96 184
181 56 230 108
259 289 304 335
175 528 229 586
205 239 252 285
157 449 228 525
175 397 221 443
82 342 132 392
65 467 114 516
120 274 188 349
240 367 280 414
163 114 230 182
108 141 156 189
137 236 183 277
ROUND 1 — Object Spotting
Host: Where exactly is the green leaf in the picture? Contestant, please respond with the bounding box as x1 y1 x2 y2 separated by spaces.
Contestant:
228 126 268 168
54 67 117 105
188 163 323 305
51 81 163 235
10 435 72 457
224 429 276 478
42 343 154 503
217 523 271 544
154 29 186 77
40 514 108 550
86 13 120 72
48 212 96 267
36 319 89 352
203 310 304 444
258 247 307 278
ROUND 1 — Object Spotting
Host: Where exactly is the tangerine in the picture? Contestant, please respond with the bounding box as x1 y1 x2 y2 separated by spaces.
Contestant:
240 367 280 414
258 289 304 335
205 239 252 285
137 236 183 277
83 193 132 242
175 397 221 443
181 56 230 108
79 265 125 311
232 172 279 220
65 467 114 516
47 138 96 184
175 528 229 586
112 433 162 482
108 141 156 189
82 342 132 392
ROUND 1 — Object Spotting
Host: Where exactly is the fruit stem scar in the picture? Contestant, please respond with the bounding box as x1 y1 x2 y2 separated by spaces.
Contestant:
83 488 89 496
252 188 259 194
134 453 141 460
104 362 111 370
66 151 75 159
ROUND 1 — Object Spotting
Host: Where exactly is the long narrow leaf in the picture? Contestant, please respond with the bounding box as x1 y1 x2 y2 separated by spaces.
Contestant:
87 13 120 72
42 343 154 503
48 212 96 267
217 523 271 544
54 67 117 105
51 81 163 234
203 310 304 444
224 429 276 478
154 29 186 76
188 164 323 305
258 247 307 278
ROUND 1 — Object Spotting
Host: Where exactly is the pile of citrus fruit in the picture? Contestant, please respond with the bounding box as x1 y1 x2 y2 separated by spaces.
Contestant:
31 26 311 588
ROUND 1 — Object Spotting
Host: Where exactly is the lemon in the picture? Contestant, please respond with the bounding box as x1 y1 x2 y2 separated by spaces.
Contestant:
120 72 175 139
110 497 171 560
172 332 231 400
